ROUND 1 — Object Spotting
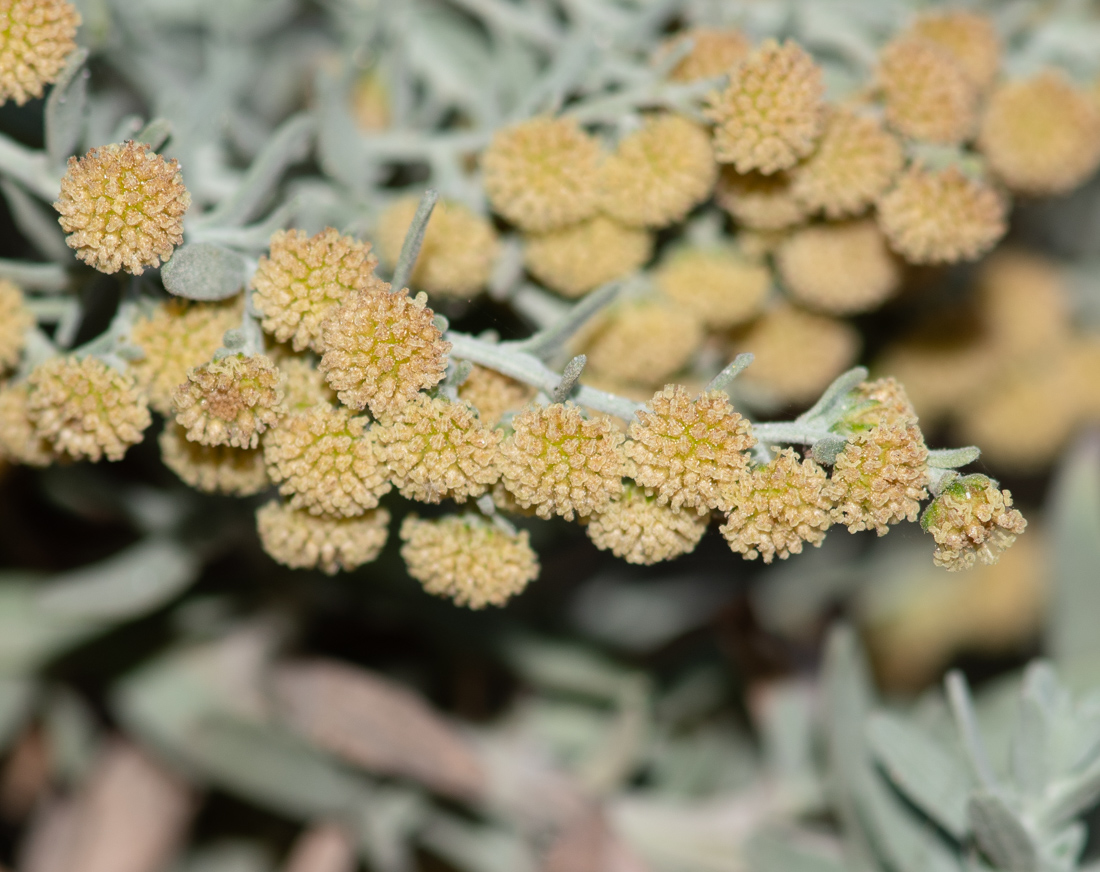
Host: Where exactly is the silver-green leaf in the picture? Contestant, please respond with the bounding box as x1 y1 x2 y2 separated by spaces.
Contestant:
162 243 247 301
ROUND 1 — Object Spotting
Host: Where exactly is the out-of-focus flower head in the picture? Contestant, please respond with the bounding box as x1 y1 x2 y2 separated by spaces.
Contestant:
655 244 770 329
457 366 535 427
257 501 390 576
523 216 653 298
908 10 1001 93
0 382 53 466
579 300 703 386
173 353 286 449
0 279 32 373
876 36 978 144
716 168 808 230
159 423 269 496
661 27 752 82
586 482 709 565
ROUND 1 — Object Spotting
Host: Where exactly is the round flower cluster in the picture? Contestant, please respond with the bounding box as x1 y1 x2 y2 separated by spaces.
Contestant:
257 501 390 576
457 366 534 427
580 301 702 387
0 0 80 105
655 245 770 329
586 483 709 565
716 168 807 230
662 27 751 82
159 424 270 497
523 216 653 299
876 36 977 145
173 353 286 449
921 475 1027 571
0 279 32 373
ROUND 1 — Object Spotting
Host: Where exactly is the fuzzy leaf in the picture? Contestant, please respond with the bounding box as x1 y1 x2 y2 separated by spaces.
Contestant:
1011 697 1049 796
162 243 247 301
744 830 847 872
1041 757 1100 827
856 768 962 872
968 792 1038 872
45 48 88 167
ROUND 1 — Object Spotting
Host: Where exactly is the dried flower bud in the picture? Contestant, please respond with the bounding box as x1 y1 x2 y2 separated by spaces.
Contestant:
275 353 338 410
719 448 831 562
909 10 1000 93
0 0 80 106
252 228 381 353
655 245 770 329
523 216 653 299
877 166 1006 264
877 37 978 144
319 284 450 417
706 39 826 174
978 71 1100 196
375 395 502 504
27 356 151 462
579 301 703 386
843 377 919 431
458 366 535 427
825 424 930 535
481 117 601 232
55 141 190 275
173 353 285 449
599 114 717 229
257 501 389 575
159 423 269 496
264 405 390 516
662 27 752 82
500 404 626 521
975 249 1070 356
626 386 755 514
586 482 708 564
777 220 900 315
130 298 242 415
400 515 538 609
921 474 1026 571
716 168 808 230
790 109 904 218
0 382 53 466
0 279 32 373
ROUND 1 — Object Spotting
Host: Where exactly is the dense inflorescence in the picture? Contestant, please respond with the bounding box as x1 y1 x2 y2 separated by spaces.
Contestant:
0 0 80 105
921 474 1028 571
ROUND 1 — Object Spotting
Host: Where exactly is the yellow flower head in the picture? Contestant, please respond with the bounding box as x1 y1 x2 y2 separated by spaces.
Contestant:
27 356 151 462
976 249 1070 356
399 515 539 609
457 365 535 426
55 142 191 275
173 353 285 449
500 403 626 521
0 382 53 466
719 448 831 562
824 424 930 535
0 0 80 106
376 197 500 298
159 423 269 496
662 27 752 82
0 279 32 373
776 220 900 315
257 501 390 576
579 301 702 387
319 283 450 418
790 108 904 218
375 394 502 504
877 36 978 144
586 481 709 564
909 10 1001 93
655 245 770 329
523 216 652 299
598 114 717 229
978 71 1100 196
625 385 755 514
877 166 1006 264
716 167 808 230
481 116 602 232
251 228 381 353
921 475 1027 571
263 405 390 517
705 39 825 174
275 353 338 411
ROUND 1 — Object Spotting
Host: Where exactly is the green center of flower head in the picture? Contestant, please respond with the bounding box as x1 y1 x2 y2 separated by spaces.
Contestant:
920 473 990 531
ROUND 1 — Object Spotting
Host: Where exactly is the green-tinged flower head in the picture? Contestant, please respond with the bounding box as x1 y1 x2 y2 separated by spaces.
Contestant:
586 481 709 564
0 382 54 466
0 279 32 373
837 377 919 433
0 0 80 106
921 474 1027 571
173 353 286 449
159 423 269 496
257 501 390 575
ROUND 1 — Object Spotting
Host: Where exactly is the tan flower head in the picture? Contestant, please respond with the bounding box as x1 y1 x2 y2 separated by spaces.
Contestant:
976 249 1070 356
499 403 626 520
824 424 930 535
655 245 770 329
719 448 831 562
877 37 978 144
257 501 390 575
130 298 242 415
662 27 752 82
586 482 709 564
921 475 1026 571
0 279 32 373
705 39 825 174
399 515 539 609
27 356 151 462
0 0 80 106
375 394 502 504
877 166 1006 264
0 382 53 466
55 141 191 275
579 301 703 386
251 228 381 352
319 283 450 417
481 116 602 232
159 423 269 496
523 216 653 298
790 109 904 218
173 353 285 449
263 405 390 516
376 196 499 298
625 385 755 514
458 366 535 426
776 220 900 315
716 168 809 230
909 10 1001 93
275 353 338 410
599 114 717 229
978 71 1100 196
842 377 919 431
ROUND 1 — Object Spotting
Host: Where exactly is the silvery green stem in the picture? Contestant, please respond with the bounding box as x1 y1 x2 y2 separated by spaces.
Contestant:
17 326 58 379
751 421 836 447
355 130 491 160
26 297 78 323
0 132 61 200
391 189 439 291
448 0 563 49
563 78 717 124
513 280 622 359
0 259 68 291
705 353 754 395
928 468 960 497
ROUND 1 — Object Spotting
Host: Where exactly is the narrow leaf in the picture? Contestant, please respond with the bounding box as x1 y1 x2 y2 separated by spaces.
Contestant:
161 243 247 301
798 367 869 425
856 769 963 872
45 48 89 167
968 792 1038 872
1010 697 1048 796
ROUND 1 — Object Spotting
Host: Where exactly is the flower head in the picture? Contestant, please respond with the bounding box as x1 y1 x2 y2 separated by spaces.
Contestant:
662 27 752 82
876 37 978 144
500 404 626 520
0 0 80 106
257 501 390 575
705 39 825 174
263 405 390 516
909 10 1000 93
841 377 919 431
55 142 190 275
922 475 1027 571
0 279 32 373
0 382 53 466
481 117 601 232
655 245 770 329
716 168 808 230
27 356 151 462
159 423 269 496
625 386 755 514
523 216 653 299
173 353 285 449
275 353 338 410
319 284 450 417
375 395 502 504
457 366 535 426
399 515 539 609
719 448 831 562
251 228 381 352
579 301 702 386
586 482 709 564
976 249 1070 356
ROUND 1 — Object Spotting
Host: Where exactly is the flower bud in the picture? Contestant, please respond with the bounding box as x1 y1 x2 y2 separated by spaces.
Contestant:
921 474 1026 571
